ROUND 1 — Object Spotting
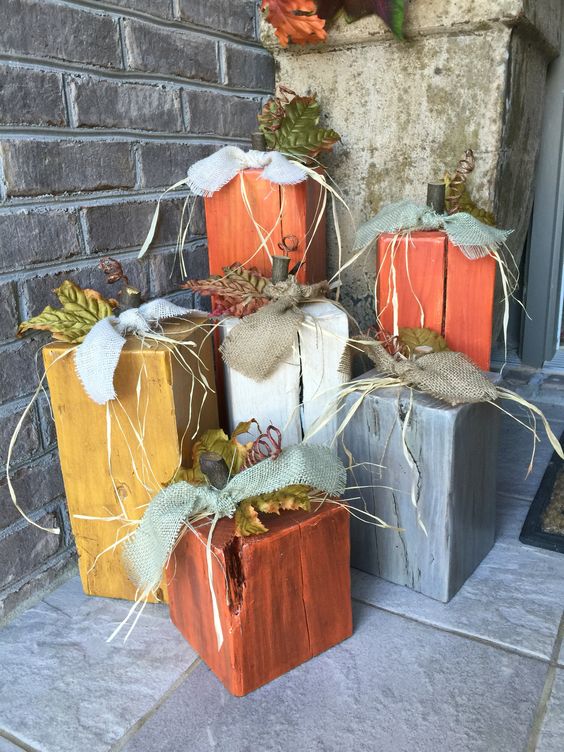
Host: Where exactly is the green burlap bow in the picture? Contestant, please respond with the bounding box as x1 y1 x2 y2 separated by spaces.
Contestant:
354 200 511 260
122 443 346 596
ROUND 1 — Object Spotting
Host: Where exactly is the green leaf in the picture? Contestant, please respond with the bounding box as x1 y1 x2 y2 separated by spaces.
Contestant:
258 91 340 162
17 280 116 343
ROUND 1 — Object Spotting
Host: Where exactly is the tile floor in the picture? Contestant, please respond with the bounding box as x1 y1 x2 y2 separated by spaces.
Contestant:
1 388 564 752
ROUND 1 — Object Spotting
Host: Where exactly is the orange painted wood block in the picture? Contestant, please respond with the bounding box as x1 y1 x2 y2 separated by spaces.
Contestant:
43 318 219 602
378 231 446 334
167 503 352 696
204 169 326 283
377 232 496 370
444 241 496 371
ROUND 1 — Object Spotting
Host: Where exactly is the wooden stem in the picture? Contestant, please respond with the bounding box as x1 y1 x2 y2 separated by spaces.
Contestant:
272 255 291 283
120 286 142 309
427 182 446 214
199 451 231 490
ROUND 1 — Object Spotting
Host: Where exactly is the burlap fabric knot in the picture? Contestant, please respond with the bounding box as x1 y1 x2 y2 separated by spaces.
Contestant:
344 338 498 406
220 277 330 381
354 200 511 260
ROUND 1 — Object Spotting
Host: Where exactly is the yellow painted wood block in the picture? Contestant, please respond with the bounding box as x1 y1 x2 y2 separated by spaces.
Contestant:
43 318 218 602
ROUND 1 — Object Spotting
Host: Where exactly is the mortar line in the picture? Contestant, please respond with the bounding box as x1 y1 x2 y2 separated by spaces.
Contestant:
526 612 564 751
0 240 206 291
352 595 554 664
56 0 263 48
0 55 271 95
0 125 252 144
110 658 203 751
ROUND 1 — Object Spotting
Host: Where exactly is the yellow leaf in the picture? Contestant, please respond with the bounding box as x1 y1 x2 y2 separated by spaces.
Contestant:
398 328 449 356
235 501 268 537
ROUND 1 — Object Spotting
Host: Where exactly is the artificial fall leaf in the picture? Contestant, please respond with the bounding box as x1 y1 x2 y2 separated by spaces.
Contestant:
317 0 406 39
235 501 269 536
182 264 269 318
258 91 340 162
173 423 256 485
17 280 116 343
261 0 327 47
398 327 449 357
235 485 312 536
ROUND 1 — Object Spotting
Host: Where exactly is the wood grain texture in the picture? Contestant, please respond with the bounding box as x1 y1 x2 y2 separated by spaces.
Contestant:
300 302 349 444
204 170 326 282
444 243 496 370
220 303 349 445
43 318 219 602
340 373 500 602
220 316 302 443
167 503 352 696
377 231 446 334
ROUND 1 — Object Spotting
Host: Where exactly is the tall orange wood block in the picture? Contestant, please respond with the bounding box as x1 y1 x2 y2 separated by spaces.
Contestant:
204 170 326 283
166 504 352 696
377 232 496 370
43 318 218 602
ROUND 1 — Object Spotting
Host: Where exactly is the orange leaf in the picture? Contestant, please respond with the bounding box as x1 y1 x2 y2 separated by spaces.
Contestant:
262 0 327 47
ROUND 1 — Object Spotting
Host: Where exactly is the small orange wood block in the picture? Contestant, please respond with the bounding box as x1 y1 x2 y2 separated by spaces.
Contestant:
377 232 496 370
166 504 352 696
204 169 326 283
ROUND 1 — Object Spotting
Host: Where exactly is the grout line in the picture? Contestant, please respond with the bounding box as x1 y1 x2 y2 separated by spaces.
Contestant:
352 595 554 664
0 729 42 752
117 17 129 70
0 125 252 144
526 612 564 751
0 56 271 96
56 0 263 48
110 657 203 751
0 239 205 288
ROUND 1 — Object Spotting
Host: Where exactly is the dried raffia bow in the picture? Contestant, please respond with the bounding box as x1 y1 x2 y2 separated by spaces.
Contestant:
220 277 331 381
112 444 346 647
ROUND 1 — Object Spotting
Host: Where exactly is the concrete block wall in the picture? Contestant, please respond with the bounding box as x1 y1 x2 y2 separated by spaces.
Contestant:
0 0 274 621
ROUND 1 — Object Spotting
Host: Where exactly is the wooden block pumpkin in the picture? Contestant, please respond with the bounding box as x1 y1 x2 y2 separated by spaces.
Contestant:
43 318 218 602
204 170 326 283
166 503 352 696
377 232 496 370
220 301 349 445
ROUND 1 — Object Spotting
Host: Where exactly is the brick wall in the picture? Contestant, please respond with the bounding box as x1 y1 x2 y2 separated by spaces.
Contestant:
0 0 273 621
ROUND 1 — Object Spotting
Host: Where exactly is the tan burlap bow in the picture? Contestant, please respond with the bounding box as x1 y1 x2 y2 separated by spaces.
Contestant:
343 338 498 406
220 277 330 381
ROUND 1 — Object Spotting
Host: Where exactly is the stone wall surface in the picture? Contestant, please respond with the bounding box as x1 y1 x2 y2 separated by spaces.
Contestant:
0 0 273 622
262 0 562 329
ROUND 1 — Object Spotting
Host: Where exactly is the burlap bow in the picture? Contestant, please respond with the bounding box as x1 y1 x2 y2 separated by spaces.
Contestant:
123 443 346 599
186 146 308 197
354 200 511 260
220 278 330 381
343 338 498 406
74 299 190 404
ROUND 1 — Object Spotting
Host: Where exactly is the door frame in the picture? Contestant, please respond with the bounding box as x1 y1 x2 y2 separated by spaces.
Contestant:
520 49 564 368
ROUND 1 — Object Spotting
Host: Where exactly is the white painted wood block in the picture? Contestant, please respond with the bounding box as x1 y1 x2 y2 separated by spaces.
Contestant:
340 370 501 602
300 302 350 445
220 303 349 445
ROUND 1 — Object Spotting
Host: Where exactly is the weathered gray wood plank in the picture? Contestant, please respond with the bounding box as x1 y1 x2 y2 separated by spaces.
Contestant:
341 373 500 602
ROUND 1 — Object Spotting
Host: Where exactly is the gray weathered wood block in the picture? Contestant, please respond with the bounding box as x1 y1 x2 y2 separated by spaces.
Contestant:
341 370 500 602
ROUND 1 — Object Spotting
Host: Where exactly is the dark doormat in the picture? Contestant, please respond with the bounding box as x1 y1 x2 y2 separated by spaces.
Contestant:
520 429 564 553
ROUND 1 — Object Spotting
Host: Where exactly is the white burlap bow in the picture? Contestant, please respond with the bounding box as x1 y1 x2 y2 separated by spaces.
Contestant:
74 299 190 404
185 146 308 197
